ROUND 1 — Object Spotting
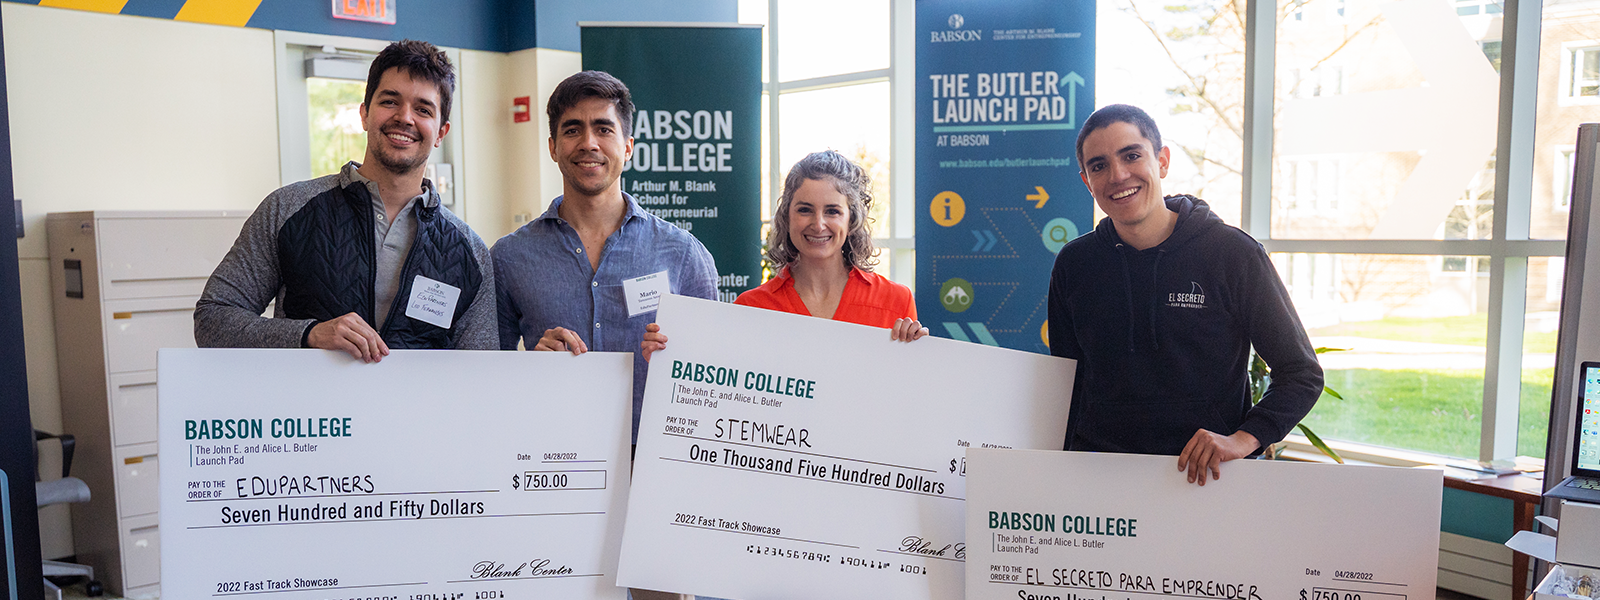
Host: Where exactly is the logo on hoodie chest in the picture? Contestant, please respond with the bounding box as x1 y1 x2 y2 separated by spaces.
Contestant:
1166 282 1207 309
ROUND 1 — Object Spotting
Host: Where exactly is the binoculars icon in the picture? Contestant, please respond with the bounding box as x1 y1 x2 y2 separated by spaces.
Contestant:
944 286 971 306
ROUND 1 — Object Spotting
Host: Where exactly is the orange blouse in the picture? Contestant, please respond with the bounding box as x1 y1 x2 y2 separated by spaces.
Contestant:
734 267 916 328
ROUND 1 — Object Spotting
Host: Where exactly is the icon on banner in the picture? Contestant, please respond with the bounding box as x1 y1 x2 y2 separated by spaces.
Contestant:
931 191 966 227
971 230 998 252
1040 320 1049 348
1042 218 1079 254
1026 186 1050 209
940 278 975 313
949 14 964 29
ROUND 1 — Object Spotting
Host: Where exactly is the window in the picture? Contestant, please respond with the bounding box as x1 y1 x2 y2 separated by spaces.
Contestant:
1546 256 1566 304
1098 0 1245 224
1540 36 1600 239
1572 45 1600 98
1291 65 1343 98
1273 0 1499 242
1276 252 1340 307
307 76 367 178
1283 158 1342 212
1482 40 1503 73
1234 0 1576 463
1557 147 1577 211
1455 0 1503 16
1282 252 1492 458
742 0 905 281
873 0 1578 464
1527 256 1565 457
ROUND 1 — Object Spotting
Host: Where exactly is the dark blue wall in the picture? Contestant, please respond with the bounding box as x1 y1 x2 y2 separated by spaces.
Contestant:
1 0 735 53
121 0 189 20
536 0 737 52
245 0 528 52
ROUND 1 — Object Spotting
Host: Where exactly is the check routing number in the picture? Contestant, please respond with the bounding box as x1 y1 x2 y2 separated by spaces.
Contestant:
159 349 634 600
964 449 1443 600
618 295 1075 599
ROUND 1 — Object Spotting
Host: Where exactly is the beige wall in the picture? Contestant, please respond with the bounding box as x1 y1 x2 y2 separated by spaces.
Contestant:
534 49 582 211
460 46 580 242
459 49 514 242
5 2 282 558
7 1 282 426
6 3 283 431
494 46 581 227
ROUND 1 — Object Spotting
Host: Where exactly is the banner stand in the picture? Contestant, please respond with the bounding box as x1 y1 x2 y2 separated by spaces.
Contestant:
580 23 765 302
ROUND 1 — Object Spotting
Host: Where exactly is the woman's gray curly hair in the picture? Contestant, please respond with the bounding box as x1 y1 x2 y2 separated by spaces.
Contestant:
765 150 878 271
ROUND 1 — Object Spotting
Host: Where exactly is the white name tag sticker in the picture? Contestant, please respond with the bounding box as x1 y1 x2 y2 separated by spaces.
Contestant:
405 274 461 329
621 270 670 317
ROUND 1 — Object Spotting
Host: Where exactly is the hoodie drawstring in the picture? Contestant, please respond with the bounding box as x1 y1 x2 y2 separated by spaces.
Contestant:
1150 250 1165 351
1116 244 1137 353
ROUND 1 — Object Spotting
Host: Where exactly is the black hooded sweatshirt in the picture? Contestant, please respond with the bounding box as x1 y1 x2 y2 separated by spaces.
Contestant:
1047 195 1323 456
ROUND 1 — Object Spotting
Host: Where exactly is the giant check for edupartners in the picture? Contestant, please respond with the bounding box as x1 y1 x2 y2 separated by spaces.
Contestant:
159 350 634 600
965 449 1443 600
618 295 1075 599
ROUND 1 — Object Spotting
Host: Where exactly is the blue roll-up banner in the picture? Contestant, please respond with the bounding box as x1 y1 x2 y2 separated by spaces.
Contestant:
916 1 1095 354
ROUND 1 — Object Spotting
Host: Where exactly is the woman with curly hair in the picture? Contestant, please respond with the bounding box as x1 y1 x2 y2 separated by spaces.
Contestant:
643 150 926 360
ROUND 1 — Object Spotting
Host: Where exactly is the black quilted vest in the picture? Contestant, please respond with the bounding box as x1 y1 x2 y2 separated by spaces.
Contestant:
277 181 482 349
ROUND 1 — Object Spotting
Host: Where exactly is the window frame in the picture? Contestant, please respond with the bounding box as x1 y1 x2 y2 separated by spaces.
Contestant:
753 0 913 285
1242 0 1564 463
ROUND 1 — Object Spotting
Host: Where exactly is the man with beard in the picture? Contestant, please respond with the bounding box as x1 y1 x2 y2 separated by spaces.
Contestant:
196 40 494 360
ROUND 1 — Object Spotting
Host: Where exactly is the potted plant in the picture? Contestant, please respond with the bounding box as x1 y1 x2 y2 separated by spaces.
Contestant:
1251 347 1345 463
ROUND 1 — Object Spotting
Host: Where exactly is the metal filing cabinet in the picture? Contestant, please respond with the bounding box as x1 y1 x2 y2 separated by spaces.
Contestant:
48 210 248 598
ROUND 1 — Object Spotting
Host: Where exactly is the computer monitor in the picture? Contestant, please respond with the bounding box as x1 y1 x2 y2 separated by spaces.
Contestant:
1576 362 1600 476
1546 363 1600 502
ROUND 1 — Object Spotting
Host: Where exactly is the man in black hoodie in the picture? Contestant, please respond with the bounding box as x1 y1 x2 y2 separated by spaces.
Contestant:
1047 104 1323 486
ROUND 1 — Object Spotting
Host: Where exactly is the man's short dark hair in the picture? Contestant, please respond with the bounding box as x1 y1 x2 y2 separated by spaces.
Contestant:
547 71 635 139
1075 104 1163 172
364 40 456 124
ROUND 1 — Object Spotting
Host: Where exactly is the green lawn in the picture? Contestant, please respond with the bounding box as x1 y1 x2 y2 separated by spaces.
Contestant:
1308 314 1558 354
1303 368 1553 459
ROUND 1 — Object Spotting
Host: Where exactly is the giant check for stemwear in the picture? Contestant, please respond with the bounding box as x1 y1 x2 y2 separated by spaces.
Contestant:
617 295 1075 599
159 349 634 600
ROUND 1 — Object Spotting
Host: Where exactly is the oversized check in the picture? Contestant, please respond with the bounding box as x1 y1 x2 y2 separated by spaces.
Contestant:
617 295 1075 599
964 449 1442 600
159 349 634 600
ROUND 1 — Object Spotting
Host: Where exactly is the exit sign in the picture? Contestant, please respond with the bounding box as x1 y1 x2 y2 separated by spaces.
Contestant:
332 0 395 24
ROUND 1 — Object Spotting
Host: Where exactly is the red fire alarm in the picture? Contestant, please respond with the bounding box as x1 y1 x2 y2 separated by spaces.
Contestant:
513 97 531 123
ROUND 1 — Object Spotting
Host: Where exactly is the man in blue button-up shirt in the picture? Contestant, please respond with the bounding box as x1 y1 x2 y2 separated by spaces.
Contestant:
492 71 719 444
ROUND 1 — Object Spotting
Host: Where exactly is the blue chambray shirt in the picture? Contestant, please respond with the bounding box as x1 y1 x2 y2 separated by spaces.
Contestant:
492 193 720 441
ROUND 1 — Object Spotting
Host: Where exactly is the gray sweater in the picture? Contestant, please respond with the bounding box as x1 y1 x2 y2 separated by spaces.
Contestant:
194 163 496 350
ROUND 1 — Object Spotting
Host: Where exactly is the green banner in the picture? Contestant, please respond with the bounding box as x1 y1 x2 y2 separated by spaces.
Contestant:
581 25 764 302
